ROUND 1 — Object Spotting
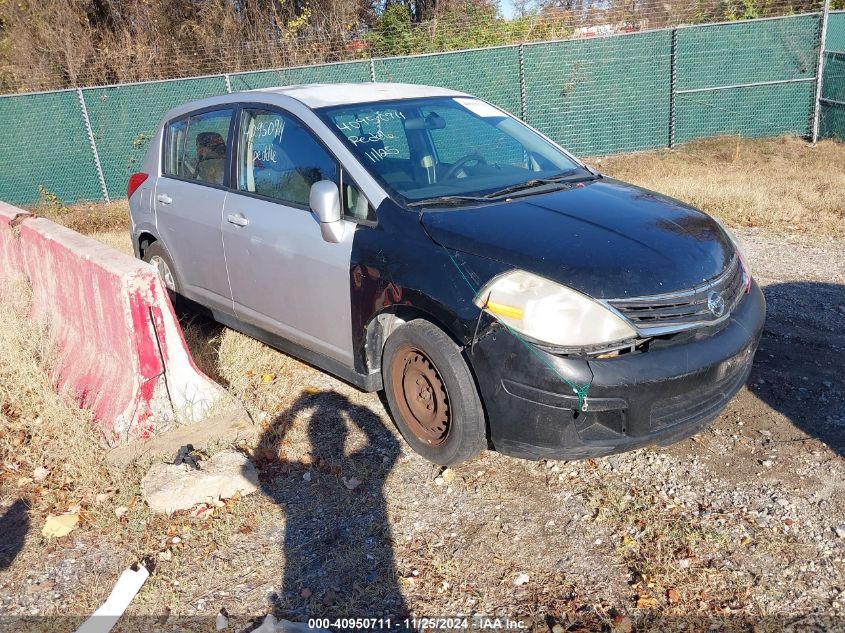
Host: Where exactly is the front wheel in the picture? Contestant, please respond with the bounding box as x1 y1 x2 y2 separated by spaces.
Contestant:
382 320 487 466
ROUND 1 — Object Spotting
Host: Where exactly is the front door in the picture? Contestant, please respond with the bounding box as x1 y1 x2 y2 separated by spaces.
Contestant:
155 108 234 311
222 107 356 367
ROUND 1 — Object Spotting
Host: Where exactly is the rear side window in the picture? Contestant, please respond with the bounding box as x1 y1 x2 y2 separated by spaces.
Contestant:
164 109 233 186
236 109 338 208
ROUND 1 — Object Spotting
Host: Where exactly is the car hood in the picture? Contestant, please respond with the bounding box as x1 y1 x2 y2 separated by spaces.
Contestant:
419 178 735 299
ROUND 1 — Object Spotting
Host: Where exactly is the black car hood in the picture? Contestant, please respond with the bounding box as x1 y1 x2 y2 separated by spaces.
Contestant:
420 178 735 299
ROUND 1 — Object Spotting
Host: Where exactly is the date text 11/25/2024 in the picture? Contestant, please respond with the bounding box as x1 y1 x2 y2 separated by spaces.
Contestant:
307 617 529 630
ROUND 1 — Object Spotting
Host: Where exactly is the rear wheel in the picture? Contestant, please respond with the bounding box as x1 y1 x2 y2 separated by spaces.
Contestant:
143 242 180 293
382 320 486 465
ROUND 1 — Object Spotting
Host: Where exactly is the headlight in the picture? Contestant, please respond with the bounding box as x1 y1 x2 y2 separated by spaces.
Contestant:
473 270 637 348
714 219 752 294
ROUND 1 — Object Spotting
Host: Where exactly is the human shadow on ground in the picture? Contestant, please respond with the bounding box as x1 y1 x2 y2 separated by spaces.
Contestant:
249 390 408 623
748 281 845 457
0 499 29 570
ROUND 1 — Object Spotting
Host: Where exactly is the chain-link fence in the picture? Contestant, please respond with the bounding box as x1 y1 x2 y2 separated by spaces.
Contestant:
821 11 845 137
1 8 843 206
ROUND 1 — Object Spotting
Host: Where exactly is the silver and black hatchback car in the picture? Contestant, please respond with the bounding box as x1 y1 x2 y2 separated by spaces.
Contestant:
128 82 766 465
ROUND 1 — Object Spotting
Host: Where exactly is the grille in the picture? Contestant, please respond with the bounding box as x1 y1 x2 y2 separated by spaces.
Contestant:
650 358 751 431
607 256 745 333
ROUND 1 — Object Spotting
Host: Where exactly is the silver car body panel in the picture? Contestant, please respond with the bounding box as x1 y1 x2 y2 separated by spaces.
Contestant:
221 191 357 366
154 177 232 310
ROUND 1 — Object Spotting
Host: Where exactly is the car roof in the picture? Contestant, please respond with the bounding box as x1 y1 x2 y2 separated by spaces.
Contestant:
156 82 479 140
248 82 469 108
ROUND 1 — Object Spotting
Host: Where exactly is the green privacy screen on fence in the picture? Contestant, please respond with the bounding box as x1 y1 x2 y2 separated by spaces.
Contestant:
821 12 845 140
674 14 820 143
524 30 671 156
374 47 522 115
83 76 229 200
0 90 103 204
0 12 843 205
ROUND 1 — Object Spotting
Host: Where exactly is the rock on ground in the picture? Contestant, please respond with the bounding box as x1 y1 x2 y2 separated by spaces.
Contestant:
141 449 259 514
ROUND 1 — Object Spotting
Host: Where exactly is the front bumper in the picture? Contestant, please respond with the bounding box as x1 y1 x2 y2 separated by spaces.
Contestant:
468 280 766 460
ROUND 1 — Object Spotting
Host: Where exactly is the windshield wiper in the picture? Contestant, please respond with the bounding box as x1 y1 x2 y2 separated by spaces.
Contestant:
485 171 600 200
407 195 496 208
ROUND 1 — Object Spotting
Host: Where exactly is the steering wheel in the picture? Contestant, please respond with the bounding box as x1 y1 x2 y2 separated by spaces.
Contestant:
443 152 488 180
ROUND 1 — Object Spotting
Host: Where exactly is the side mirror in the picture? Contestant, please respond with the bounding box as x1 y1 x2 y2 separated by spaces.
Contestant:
309 180 344 243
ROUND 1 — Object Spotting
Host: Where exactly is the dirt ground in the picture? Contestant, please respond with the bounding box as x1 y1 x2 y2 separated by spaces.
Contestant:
1 137 844 632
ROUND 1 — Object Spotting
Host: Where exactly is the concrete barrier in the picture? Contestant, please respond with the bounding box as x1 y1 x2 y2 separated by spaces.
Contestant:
0 202 225 445
0 202 27 278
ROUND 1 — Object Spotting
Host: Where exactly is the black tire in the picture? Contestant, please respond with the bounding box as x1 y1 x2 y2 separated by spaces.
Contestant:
382 319 486 466
142 241 181 294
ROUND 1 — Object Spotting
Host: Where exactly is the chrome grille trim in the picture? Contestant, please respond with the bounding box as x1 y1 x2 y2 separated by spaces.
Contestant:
605 256 746 335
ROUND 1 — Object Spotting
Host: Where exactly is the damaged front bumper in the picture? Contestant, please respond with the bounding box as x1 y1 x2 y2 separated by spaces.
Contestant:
468 280 766 460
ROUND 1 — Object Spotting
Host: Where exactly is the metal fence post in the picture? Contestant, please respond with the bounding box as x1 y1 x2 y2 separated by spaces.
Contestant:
518 43 527 121
76 88 110 203
812 0 831 144
369 58 377 82
668 28 678 148
224 73 233 93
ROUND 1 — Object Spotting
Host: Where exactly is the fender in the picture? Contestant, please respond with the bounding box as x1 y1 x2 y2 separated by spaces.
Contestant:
349 199 511 375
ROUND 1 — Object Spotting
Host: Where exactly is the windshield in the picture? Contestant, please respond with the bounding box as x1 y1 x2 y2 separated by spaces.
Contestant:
317 97 583 203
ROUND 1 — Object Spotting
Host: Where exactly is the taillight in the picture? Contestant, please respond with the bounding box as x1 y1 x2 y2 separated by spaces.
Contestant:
127 172 149 199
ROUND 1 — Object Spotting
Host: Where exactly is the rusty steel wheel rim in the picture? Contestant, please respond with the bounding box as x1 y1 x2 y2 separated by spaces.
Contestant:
390 345 451 446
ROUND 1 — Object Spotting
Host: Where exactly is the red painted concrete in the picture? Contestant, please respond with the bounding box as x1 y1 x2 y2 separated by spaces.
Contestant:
0 204 224 445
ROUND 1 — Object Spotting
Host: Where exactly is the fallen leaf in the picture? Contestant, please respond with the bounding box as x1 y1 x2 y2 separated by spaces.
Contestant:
441 468 455 484
612 615 633 633
26 580 56 594
192 504 213 519
42 513 79 538
667 588 680 604
342 476 361 490
261 373 276 384
304 386 320 394
636 595 660 609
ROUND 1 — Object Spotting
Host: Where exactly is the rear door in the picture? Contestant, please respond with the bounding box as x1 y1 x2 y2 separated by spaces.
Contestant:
155 108 234 311
221 106 360 367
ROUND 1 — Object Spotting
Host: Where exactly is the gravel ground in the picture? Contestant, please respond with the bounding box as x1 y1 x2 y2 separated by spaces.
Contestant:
1 227 844 632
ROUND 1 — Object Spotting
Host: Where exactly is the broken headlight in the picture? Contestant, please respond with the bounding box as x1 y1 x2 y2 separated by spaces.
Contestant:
473 270 636 349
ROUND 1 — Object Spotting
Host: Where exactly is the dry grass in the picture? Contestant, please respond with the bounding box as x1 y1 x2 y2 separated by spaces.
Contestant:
0 276 142 541
596 135 845 236
32 199 130 237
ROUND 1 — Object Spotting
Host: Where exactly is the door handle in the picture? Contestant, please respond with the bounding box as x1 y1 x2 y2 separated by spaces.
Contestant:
156 193 172 204
226 213 250 227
